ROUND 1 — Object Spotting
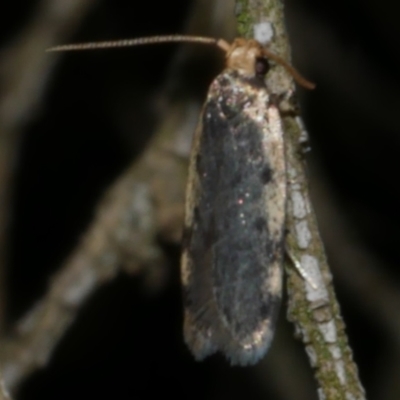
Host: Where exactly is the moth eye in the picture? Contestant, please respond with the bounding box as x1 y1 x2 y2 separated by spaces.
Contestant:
255 57 269 77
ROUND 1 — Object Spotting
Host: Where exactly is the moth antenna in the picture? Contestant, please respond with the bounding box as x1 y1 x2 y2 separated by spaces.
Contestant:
46 35 220 52
46 35 315 90
215 39 231 52
262 48 316 90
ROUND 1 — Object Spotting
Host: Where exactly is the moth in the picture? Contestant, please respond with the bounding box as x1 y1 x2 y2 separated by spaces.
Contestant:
48 35 314 365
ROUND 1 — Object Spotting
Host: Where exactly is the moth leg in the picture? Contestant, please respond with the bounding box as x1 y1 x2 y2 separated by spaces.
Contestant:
294 116 311 154
271 89 297 115
285 247 318 289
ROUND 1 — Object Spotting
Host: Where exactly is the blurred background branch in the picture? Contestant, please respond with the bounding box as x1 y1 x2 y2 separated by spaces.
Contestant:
0 0 96 331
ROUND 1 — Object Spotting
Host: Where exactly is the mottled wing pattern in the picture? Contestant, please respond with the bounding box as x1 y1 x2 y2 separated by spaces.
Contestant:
181 70 286 365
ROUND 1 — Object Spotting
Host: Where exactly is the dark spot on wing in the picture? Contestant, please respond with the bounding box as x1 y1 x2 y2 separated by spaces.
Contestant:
260 164 272 184
254 217 267 233
259 303 270 318
230 173 243 187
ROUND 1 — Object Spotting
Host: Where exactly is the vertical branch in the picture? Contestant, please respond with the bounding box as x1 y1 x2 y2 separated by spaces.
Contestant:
235 0 366 398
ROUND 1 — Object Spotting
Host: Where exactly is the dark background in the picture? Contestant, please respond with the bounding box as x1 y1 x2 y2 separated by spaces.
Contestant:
1 0 400 398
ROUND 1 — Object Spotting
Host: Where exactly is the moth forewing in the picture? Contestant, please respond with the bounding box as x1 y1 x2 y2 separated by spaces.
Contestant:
181 39 287 365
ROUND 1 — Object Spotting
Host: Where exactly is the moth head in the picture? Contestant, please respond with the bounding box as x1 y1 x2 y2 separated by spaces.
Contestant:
223 38 270 79
218 38 315 89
